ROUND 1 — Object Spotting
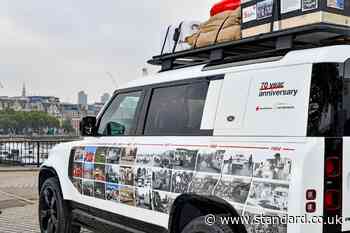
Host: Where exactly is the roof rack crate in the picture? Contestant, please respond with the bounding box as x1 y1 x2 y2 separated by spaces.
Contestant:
241 0 350 38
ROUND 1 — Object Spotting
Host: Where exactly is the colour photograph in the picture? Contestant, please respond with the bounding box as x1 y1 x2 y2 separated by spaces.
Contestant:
93 164 106 181
72 162 83 178
106 164 120 184
106 183 120 202
73 147 84 162
95 147 108 163
83 180 94 197
83 163 94 180
119 186 135 206
84 147 96 163
94 181 106 199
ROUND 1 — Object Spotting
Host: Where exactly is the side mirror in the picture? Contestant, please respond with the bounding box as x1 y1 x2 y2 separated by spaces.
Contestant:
80 116 97 137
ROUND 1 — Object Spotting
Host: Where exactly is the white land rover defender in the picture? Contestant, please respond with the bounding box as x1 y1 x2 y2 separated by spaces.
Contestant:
38 24 350 233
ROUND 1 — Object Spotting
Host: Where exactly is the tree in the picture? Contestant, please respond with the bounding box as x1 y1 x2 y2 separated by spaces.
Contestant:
0 109 61 135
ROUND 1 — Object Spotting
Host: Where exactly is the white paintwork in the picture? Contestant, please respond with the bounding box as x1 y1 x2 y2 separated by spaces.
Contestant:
41 45 350 233
200 79 223 130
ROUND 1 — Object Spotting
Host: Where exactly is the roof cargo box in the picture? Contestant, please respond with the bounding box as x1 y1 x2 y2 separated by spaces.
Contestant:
241 0 350 38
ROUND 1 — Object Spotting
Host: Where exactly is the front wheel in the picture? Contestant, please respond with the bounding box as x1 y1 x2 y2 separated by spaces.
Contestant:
181 215 235 233
39 177 80 233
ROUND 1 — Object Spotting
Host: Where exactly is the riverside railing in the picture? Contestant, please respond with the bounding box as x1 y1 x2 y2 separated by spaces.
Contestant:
0 137 80 167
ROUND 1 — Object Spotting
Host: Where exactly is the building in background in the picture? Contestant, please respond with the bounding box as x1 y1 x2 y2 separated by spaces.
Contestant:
78 91 88 108
0 87 106 136
101 93 110 103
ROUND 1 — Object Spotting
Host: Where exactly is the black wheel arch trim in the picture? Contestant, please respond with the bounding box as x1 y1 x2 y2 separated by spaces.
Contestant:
39 166 60 193
169 194 247 233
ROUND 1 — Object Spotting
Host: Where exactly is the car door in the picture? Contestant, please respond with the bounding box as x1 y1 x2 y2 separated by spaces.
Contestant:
69 89 146 214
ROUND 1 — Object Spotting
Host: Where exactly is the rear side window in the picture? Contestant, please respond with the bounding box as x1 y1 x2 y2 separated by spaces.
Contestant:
144 81 209 135
307 63 344 136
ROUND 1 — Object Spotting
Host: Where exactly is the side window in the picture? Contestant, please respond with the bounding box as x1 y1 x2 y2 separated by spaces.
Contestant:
98 91 142 136
144 81 209 135
307 63 343 136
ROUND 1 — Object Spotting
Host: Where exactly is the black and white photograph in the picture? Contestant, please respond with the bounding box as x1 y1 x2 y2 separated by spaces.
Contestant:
222 152 254 177
171 171 193 193
152 191 176 214
172 148 198 171
253 153 292 181
119 186 135 206
120 166 134 186
302 0 318 11
196 149 225 173
106 164 120 184
94 181 106 199
135 147 155 167
83 180 94 197
72 178 82 193
120 147 138 165
247 181 289 212
189 173 219 196
73 147 84 162
154 150 174 169
106 147 122 164
153 168 172 192
106 183 120 202
135 188 152 210
134 167 152 188
214 176 251 204
243 210 287 233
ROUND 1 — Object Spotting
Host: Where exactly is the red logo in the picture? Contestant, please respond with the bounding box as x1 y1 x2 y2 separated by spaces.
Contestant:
256 106 260 111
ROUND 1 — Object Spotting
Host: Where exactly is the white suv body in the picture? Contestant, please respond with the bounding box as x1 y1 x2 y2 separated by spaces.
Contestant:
40 45 350 233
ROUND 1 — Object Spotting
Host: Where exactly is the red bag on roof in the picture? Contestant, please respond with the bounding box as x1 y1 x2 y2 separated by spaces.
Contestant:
210 0 241 16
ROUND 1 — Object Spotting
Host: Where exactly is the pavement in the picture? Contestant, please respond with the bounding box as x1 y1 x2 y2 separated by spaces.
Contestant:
0 169 91 233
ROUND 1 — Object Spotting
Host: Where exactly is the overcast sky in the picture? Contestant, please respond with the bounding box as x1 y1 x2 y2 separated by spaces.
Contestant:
0 0 215 103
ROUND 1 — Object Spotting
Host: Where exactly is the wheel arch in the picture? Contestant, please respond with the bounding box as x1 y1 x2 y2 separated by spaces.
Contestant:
168 194 247 233
38 166 60 193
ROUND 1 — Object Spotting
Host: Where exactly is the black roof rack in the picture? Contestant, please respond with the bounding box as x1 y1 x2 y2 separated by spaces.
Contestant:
148 23 350 72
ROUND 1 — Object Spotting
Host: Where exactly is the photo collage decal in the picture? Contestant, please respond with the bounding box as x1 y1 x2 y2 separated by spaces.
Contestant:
70 144 292 231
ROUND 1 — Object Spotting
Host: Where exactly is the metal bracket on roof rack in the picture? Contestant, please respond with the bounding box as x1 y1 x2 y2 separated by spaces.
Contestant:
276 35 293 50
161 59 174 72
210 49 224 62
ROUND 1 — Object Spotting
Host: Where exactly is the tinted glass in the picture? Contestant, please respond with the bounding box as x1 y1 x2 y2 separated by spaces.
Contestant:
144 82 209 135
307 63 343 136
98 92 141 136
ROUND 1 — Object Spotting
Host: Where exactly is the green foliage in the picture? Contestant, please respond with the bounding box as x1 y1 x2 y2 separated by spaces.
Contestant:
62 119 75 134
0 109 60 135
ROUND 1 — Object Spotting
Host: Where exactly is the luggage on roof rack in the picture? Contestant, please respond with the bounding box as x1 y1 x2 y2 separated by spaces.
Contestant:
148 23 350 72
241 0 350 38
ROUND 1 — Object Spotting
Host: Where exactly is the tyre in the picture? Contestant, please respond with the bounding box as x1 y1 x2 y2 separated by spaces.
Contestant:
181 215 235 233
39 177 81 233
